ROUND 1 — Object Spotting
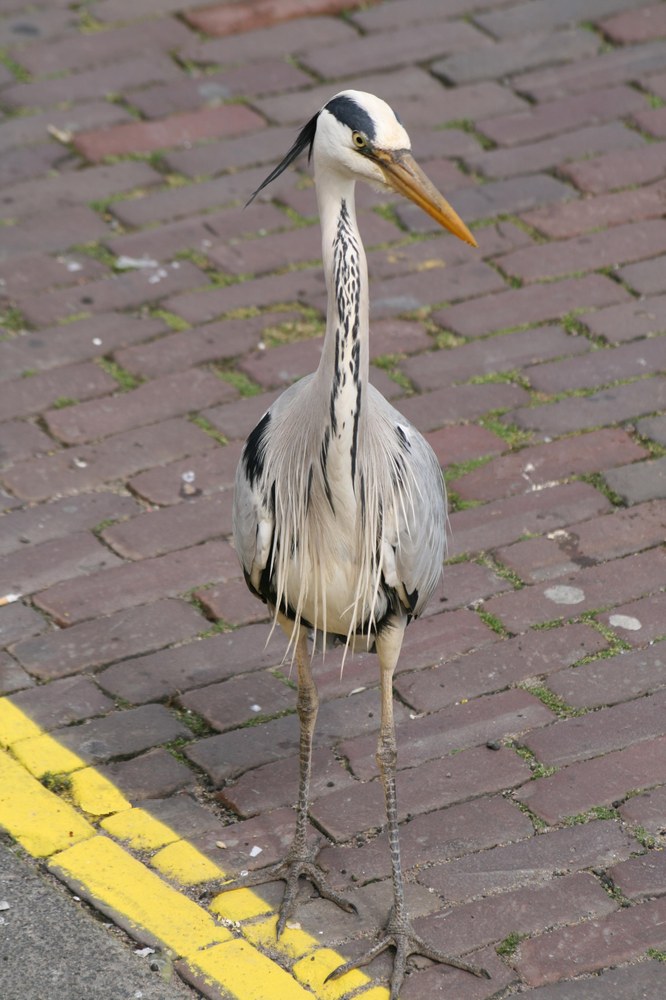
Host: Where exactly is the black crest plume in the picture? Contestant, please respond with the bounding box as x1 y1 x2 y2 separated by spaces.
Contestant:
246 111 320 206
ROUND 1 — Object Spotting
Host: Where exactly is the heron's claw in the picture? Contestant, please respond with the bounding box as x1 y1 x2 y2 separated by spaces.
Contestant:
325 918 489 1000
217 846 357 936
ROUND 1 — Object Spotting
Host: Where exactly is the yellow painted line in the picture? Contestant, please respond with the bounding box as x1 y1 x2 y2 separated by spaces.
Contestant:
0 749 94 856
49 835 232 956
101 806 180 850
0 698 386 998
185 939 313 999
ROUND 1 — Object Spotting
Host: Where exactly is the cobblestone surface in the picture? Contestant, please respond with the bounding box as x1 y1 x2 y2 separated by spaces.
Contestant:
1 2 665 998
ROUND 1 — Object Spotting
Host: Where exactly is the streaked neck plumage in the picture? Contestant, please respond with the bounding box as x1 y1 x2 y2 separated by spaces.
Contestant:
314 166 370 489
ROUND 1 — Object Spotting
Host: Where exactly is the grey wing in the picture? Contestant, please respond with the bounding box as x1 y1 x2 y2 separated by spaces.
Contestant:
232 407 276 599
370 389 447 619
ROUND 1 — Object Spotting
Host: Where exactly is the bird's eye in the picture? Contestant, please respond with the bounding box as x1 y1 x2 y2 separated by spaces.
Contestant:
352 131 367 150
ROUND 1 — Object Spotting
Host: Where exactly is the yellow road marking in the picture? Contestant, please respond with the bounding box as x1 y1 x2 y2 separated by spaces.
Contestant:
0 698 387 998
0 749 94 856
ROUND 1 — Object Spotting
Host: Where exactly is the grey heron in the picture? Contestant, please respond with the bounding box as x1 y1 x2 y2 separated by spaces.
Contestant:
223 90 487 997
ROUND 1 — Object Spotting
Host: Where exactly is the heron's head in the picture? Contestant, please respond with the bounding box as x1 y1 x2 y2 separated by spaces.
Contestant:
248 89 477 248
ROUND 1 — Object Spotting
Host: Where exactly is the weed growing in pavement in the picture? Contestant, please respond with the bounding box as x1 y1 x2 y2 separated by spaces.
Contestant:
476 608 510 637
512 744 557 780
496 931 524 957
189 415 228 446
634 825 658 850
212 367 262 397
373 354 414 393
564 805 619 826
521 683 585 719
97 358 143 391
647 949 666 962
41 772 73 795
150 308 191 331
51 396 78 409
0 306 27 335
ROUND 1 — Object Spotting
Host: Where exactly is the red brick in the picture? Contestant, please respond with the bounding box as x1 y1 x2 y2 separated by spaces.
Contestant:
0 205 109 259
102 493 232 560
96 747 196 800
603 3 666 43
300 21 490 82
18 260 207 328
0 602 49 650
193 577 270 627
0 650 33 697
480 86 646 147
513 894 666 987
0 103 134 154
548 644 666 711
449 482 611 557
401 949 515 1000
513 39 666 102
509 376 666 437
395 622 607 713
418 872 616 960
50 703 190 765
435 274 629 338
0 253 107 299
620 254 666 295
518 958 666 998
452 428 645 503
517 735 666 826
433 28 598 86
131 61 310 118
342 689 554 781
639 412 666 445
179 669 295 733
187 687 412 787
33 539 240 626
525 689 666 768
0 363 116 421
496 499 666 583
180 16 356 69
404 326 589 392
1 52 181 112
475 0 647 39
200 391 280 442
45 369 234 445
11 17 192 77
426 424 506 467
368 261 506 316
523 181 666 239
127 443 243 506
400 175 572 233
620 785 666 836
0 421 54 470
0 7 77 48
529 337 666 394
466 122 645 180
8 676 114 732
1 532 123 600
420 820 636 902
600 591 666 647
584 293 666 343
484 547 666 632
209 224 321 278
309 745 531 842
609 850 666 901
0 493 140 558
0 314 168 381
11 599 205 680
74 105 265 163
606 453 666 505
1 418 212 503
0 161 162 222
185 0 373 36
97 623 286 705
219 745 355 818
561 140 666 193
319 795 533 888
396 382 530 434
500 219 666 284
163 126 297 178
164 268 326 325
0 144 63 188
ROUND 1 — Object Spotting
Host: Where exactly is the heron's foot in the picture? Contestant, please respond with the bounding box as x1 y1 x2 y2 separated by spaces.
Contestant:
217 845 357 937
325 912 490 1000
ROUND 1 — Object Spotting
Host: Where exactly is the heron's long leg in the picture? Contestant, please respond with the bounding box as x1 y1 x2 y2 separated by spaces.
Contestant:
327 619 489 999
216 629 356 934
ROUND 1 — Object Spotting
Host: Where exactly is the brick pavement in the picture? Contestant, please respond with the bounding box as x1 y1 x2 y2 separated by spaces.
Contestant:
1 1 666 998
